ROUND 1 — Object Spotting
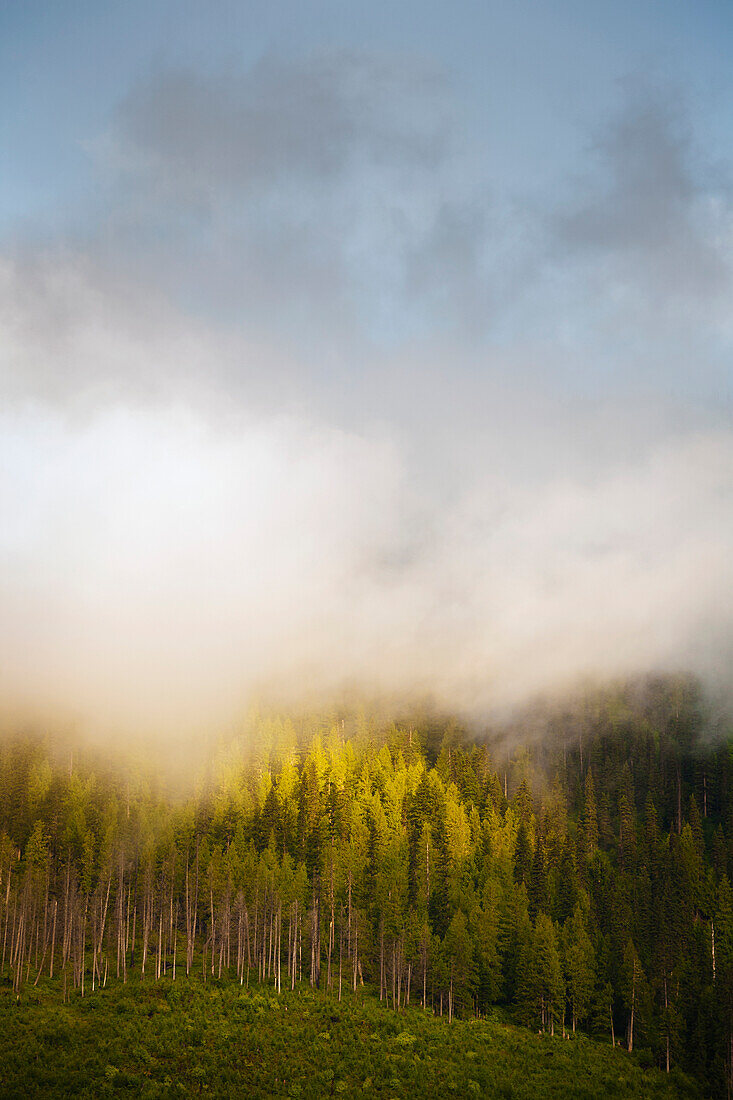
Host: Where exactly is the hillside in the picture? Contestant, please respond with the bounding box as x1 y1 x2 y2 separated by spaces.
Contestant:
0 676 730 1096
0 977 697 1098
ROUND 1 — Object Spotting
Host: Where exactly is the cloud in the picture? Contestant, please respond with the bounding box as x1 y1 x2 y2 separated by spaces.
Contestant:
112 52 450 196
1 57 733 742
0 398 731 742
83 51 491 344
0 247 276 409
554 84 733 319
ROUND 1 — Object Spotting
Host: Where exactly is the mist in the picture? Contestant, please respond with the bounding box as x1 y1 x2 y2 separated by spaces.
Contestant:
2 41 733 744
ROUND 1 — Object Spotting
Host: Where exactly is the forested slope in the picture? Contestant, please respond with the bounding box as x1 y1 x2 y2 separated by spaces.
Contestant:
0 979 695 1097
0 675 728 1095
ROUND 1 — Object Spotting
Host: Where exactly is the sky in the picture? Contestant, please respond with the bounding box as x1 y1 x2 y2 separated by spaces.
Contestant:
1 1 733 742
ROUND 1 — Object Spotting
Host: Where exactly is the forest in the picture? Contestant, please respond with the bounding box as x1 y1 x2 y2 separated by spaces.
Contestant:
0 674 730 1097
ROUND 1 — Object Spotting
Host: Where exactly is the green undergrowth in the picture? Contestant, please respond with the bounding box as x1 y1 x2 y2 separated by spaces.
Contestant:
0 978 700 1099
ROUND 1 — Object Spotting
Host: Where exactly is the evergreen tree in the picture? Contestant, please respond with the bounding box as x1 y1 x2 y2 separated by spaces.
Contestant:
443 909 475 1021
518 912 564 1035
581 770 599 860
563 900 596 1032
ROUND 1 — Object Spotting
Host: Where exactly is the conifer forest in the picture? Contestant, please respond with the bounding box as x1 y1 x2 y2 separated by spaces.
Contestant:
0 675 730 1096
6 0 733 1095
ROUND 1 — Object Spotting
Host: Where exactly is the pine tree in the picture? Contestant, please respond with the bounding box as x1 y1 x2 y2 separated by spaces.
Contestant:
514 822 532 887
563 900 596 1031
443 909 475 1021
621 939 645 1052
618 794 636 871
555 839 577 922
528 838 548 919
513 777 534 826
581 770 599 861
519 912 565 1035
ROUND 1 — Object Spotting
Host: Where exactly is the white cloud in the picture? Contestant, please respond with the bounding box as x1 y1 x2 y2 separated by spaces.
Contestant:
1 59 733 742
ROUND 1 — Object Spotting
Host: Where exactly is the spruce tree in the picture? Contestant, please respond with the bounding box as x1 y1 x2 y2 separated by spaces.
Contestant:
582 770 599 861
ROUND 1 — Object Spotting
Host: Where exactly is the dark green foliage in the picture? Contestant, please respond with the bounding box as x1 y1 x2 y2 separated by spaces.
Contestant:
581 771 599 861
0 977 696 1099
0 675 729 1095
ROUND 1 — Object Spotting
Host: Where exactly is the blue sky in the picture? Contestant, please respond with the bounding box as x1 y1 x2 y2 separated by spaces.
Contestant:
4 0 733 227
1 1 733 738
3 0 733 390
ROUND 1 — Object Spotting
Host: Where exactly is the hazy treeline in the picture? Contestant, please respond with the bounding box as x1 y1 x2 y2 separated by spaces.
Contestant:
0 676 731 1094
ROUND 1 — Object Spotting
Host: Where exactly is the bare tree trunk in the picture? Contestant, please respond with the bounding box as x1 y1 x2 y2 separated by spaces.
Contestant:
80 896 87 998
1 867 11 977
156 906 162 980
130 887 137 972
277 902 282 994
49 898 57 979
245 905 251 988
664 972 670 1073
210 888 216 977
338 913 342 1002
141 889 150 978
253 887 259 985
169 885 175 978
172 901 178 981
379 921 385 1001
327 911 333 992
347 874 352 961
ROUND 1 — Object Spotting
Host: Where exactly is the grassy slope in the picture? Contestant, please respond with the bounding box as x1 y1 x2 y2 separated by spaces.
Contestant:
0 979 700 1099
